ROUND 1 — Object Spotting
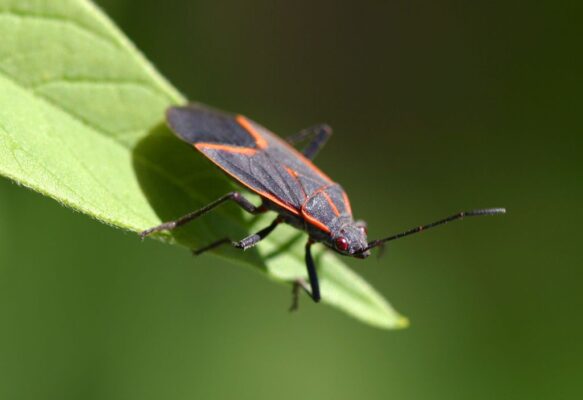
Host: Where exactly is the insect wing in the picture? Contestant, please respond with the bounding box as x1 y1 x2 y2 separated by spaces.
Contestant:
167 104 354 230
167 104 322 214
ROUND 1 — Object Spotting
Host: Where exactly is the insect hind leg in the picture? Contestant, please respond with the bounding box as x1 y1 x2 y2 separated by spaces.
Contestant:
140 192 265 239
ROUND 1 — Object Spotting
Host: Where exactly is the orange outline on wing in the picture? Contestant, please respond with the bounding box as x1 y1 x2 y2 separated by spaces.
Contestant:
196 143 257 155
322 191 340 217
236 115 268 149
285 167 308 200
341 191 352 215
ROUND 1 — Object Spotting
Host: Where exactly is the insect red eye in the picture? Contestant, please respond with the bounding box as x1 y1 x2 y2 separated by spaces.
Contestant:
335 237 349 252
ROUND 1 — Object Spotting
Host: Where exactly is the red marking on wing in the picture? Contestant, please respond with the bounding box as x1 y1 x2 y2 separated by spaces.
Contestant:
285 167 308 200
192 144 300 216
195 143 257 155
236 115 268 149
322 190 340 217
342 191 352 215
285 167 298 177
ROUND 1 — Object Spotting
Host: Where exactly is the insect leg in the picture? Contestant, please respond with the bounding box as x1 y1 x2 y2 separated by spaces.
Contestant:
289 241 321 310
193 218 281 255
304 240 321 302
286 124 332 160
140 192 265 238
232 218 281 250
289 278 310 311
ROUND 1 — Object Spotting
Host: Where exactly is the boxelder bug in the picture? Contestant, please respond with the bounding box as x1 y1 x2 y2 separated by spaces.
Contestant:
141 103 505 308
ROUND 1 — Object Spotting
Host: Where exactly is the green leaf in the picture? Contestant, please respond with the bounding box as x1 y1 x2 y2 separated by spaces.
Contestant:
0 0 407 329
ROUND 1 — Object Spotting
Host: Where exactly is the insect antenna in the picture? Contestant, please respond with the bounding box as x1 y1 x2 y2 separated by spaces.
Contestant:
363 208 506 252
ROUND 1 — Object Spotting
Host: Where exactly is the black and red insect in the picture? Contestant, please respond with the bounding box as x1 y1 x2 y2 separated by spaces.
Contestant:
141 103 505 306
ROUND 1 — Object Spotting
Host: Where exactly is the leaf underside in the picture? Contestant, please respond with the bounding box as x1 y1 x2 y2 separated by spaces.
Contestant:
0 0 407 329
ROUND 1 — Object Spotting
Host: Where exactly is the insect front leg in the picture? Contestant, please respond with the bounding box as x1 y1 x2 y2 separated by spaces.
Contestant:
286 124 332 160
193 218 281 255
304 240 321 302
290 240 321 310
140 192 265 238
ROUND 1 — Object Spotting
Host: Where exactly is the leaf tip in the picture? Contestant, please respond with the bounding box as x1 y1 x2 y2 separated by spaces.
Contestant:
375 313 410 330
395 315 410 329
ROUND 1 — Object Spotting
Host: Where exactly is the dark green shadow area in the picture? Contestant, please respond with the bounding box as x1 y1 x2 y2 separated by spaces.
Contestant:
262 231 304 261
131 123 269 271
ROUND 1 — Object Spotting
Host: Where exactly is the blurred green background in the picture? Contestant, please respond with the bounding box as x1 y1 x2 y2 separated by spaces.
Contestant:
1 1 581 399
